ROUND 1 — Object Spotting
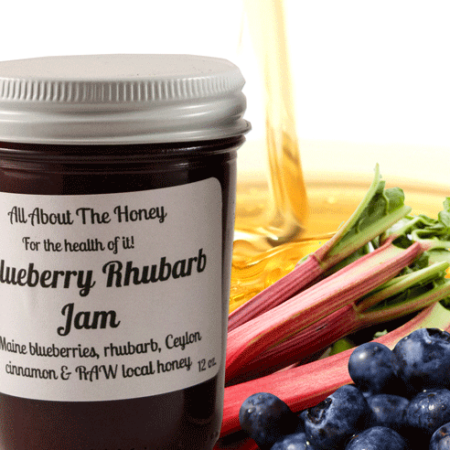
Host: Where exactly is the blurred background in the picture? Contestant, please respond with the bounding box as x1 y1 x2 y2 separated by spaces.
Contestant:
2 0 450 186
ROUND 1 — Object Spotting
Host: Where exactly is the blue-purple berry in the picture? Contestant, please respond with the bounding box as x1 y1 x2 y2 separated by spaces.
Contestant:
345 426 407 450
393 328 450 395
238 392 299 450
270 431 311 450
367 394 409 433
348 342 403 397
430 422 450 450
303 384 370 449
406 388 450 437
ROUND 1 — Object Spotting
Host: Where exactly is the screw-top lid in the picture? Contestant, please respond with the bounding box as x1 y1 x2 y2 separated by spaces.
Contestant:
0 54 250 145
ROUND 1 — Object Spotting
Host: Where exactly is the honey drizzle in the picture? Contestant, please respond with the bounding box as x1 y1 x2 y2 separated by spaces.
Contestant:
231 0 311 309
234 0 308 246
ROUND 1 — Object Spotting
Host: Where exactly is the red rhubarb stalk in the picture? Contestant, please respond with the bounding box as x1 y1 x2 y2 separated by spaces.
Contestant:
221 302 450 438
225 239 422 382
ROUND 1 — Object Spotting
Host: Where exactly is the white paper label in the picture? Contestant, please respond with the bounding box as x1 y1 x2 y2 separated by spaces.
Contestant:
0 178 223 401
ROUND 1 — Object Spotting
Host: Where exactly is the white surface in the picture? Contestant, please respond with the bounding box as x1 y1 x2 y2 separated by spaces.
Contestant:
1 0 449 184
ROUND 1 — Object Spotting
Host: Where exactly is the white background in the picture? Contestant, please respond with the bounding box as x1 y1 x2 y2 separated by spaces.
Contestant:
1 0 450 186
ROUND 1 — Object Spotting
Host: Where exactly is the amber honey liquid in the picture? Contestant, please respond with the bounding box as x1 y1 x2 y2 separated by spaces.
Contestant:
234 0 307 245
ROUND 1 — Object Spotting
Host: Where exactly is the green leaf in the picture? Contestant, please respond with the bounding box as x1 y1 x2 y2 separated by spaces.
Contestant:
320 165 412 268
443 197 450 212
426 248 450 263
329 337 354 355
385 187 406 213
438 209 450 230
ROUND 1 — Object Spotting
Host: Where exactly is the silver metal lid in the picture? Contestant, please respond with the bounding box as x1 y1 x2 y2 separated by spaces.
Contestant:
0 54 250 145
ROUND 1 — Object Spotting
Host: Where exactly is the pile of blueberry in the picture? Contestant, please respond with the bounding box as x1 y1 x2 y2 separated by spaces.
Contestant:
239 328 450 450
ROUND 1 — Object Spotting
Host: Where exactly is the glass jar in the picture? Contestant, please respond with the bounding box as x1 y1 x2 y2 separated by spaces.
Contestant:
0 54 249 450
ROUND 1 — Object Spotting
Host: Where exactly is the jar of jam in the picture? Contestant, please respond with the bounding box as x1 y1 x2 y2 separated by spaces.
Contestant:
0 54 250 450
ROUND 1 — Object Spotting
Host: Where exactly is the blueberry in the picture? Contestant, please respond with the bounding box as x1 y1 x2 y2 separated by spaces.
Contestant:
367 394 409 433
239 392 299 450
406 388 450 441
270 431 312 450
430 422 450 450
295 412 306 433
303 385 370 449
393 328 450 395
348 341 404 396
344 426 407 450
